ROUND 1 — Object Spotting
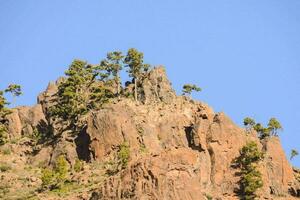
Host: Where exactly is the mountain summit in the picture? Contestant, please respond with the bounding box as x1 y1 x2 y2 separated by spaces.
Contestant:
0 64 299 199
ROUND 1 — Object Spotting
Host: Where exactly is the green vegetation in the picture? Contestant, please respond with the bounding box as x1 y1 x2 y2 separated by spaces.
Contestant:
102 51 124 97
49 59 114 128
0 91 9 145
205 194 213 200
236 141 264 200
253 123 271 139
41 168 55 188
5 84 22 105
74 158 83 172
49 48 151 132
105 142 131 175
0 125 7 146
182 84 201 96
41 155 70 190
55 155 69 184
267 118 282 136
124 48 150 102
0 162 12 172
1 147 11 155
0 84 22 145
243 117 256 132
118 142 130 169
242 117 282 139
290 149 299 161
0 182 10 198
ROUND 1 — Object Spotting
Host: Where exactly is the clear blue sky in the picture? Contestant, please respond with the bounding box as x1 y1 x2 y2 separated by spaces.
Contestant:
0 1 299 166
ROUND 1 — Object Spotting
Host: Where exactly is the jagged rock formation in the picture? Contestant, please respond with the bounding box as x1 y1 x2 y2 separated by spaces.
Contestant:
1 66 299 199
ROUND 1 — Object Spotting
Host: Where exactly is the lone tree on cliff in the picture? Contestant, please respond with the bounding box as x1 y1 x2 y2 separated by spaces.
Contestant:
243 117 256 132
290 149 299 161
124 48 149 102
182 84 201 96
104 51 124 97
267 118 282 136
5 84 22 105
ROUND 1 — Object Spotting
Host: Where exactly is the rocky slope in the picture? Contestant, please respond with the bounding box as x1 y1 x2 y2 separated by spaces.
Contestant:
0 67 299 200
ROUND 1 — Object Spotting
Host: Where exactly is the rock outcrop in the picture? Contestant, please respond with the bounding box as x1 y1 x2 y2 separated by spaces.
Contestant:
1 66 299 200
88 106 300 199
6 104 47 140
139 66 176 104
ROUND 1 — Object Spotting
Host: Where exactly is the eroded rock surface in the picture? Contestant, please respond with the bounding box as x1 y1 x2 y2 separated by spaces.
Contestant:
6 104 47 139
2 66 300 200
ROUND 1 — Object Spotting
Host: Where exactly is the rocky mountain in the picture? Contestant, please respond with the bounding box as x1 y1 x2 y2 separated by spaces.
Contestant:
0 66 299 200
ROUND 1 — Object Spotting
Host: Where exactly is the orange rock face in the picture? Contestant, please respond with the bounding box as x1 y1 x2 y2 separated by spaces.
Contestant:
5 67 299 200
85 68 300 200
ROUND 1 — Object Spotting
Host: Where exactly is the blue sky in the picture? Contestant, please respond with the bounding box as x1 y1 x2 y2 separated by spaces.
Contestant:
0 1 299 166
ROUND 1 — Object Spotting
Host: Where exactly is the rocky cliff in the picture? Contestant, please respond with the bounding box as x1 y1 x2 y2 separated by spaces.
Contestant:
0 67 299 200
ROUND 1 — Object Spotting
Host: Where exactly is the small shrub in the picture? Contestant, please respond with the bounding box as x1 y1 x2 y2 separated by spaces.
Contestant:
10 138 18 144
205 194 213 200
157 134 162 141
0 125 8 146
1 147 11 155
40 155 69 190
0 162 12 172
31 128 42 143
118 142 130 169
105 160 119 176
55 155 69 184
123 90 134 99
74 159 83 173
0 182 10 197
41 168 55 188
37 160 48 168
106 142 131 175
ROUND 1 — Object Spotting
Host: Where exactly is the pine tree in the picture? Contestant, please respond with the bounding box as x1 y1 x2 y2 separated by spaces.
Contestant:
236 141 264 200
182 84 201 96
124 48 149 102
267 118 282 136
243 117 256 132
290 149 299 161
253 123 270 139
50 59 114 128
0 88 15 145
5 84 22 105
106 51 124 97
50 60 90 122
